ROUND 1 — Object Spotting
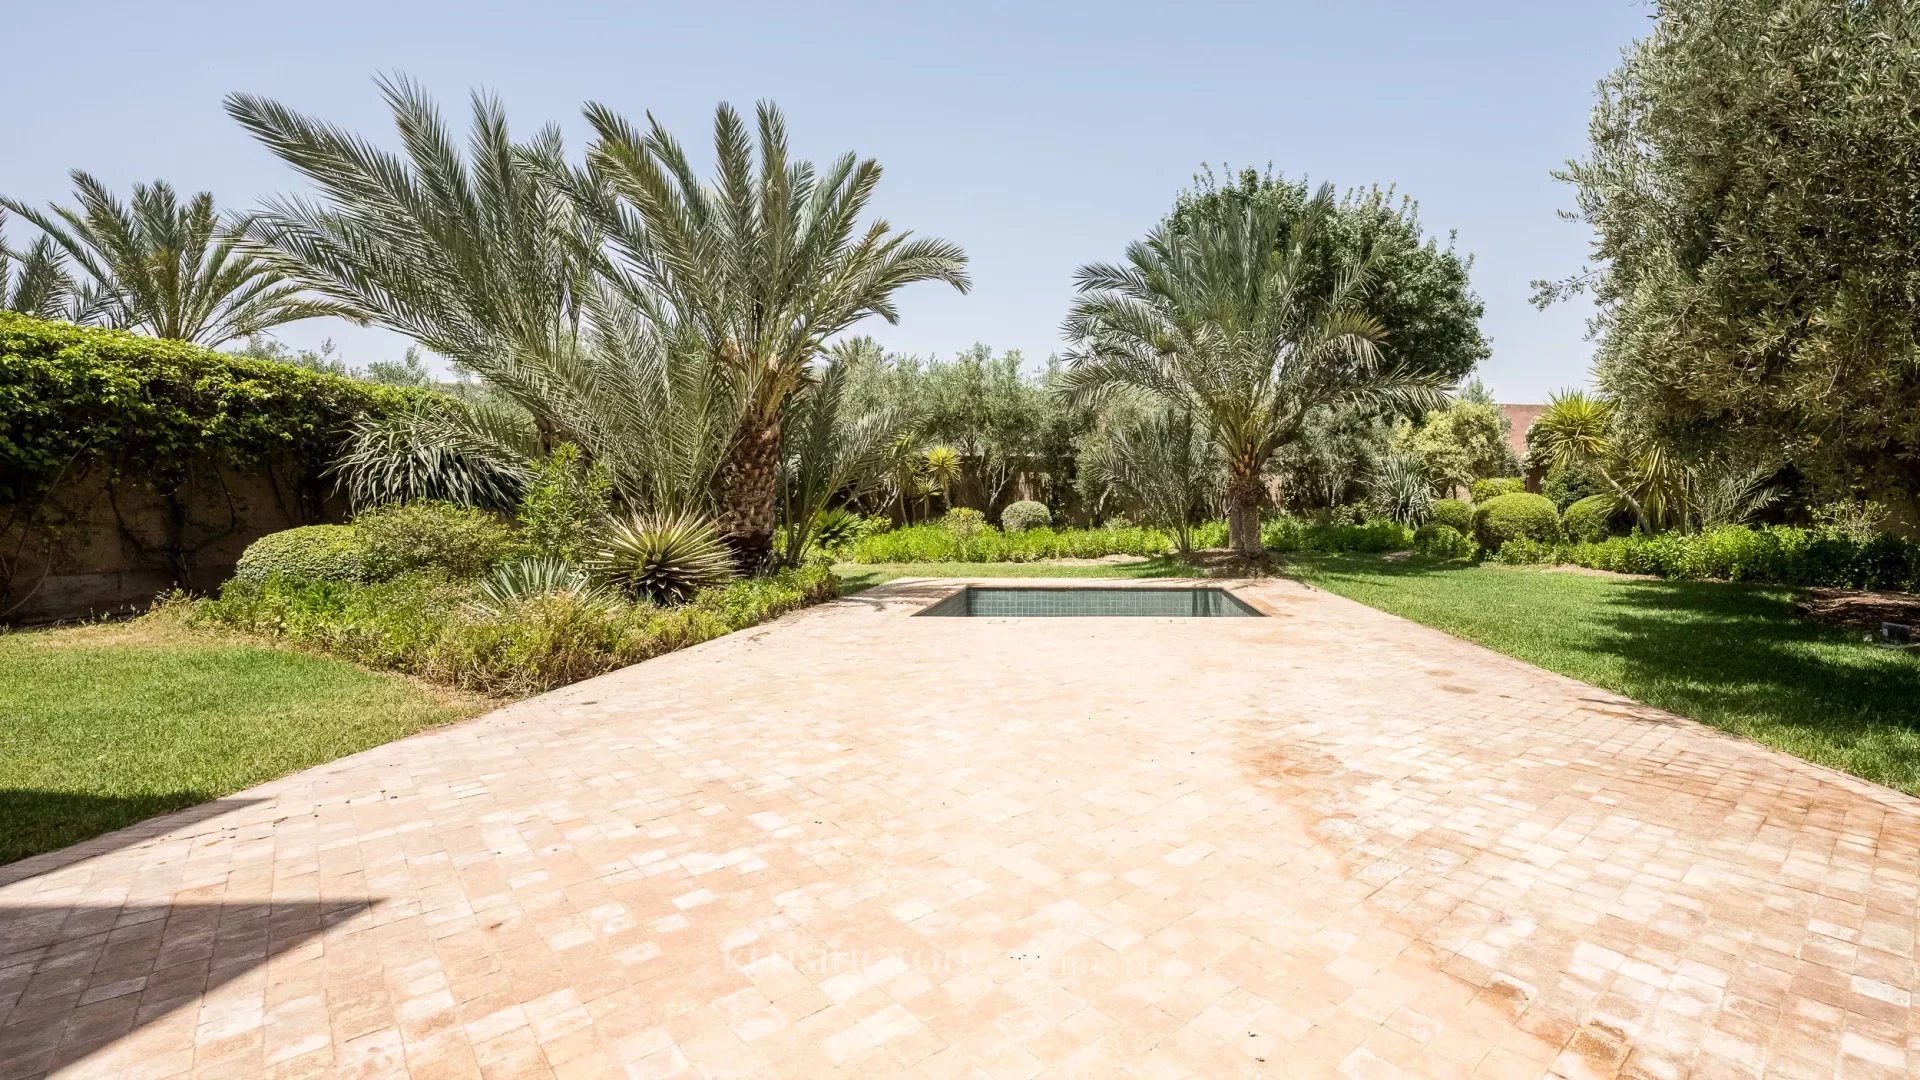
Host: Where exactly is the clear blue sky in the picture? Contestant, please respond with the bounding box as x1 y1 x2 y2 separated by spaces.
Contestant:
1 0 1651 403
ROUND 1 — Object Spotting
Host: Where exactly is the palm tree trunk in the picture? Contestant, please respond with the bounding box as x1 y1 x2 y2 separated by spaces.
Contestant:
718 408 781 572
1225 467 1264 556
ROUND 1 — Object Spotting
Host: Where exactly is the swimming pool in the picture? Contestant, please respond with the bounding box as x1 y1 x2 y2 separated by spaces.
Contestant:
916 586 1262 618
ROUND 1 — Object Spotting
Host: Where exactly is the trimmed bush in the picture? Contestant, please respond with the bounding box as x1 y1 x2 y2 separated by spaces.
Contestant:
1561 525 1920 591
1561 494 1620 545
845 524 1171 563
356 500 515 580
1413 523 1477 560
1493 537 1560 565
233 525 367 585
1473 493 1561 552
1262 516 1414 554
1469 477 1525 503
1000 500 1051 533
1428 498 1474 535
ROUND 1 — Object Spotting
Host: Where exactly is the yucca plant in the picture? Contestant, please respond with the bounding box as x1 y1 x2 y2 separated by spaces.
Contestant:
592 511 736 604
470 556 620 616
1366 453 1434 526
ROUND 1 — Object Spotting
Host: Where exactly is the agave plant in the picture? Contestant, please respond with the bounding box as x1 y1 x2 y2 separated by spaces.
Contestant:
469 556 619 616
592 511 736 604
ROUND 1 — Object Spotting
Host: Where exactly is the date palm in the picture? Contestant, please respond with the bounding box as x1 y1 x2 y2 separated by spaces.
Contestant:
0 173 349 345
1 210 77 319
562 100 970 568
227 77 737 513
1062 185 1444 555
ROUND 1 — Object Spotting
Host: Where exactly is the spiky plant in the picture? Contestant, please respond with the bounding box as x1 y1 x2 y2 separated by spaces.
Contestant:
0 173 352 344
330 399 540 511
561 100 970 568
1079 407 1220 554
1366 453 1434 526
1062 185 1445 554
921 446 963 515
470 556 619 616
776 342 906 566
808 507 865 551
593 511 736 604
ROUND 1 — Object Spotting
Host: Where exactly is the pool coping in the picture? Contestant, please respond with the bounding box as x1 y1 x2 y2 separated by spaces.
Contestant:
891 576 1288 619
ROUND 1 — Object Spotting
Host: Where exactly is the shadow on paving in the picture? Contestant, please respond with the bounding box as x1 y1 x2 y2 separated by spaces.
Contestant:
0 900 374 1077
0 793 269 883
1290 556 1920 792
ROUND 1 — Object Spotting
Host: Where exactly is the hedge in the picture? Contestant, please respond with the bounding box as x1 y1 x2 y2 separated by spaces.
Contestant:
0 313 428 504
1493 525 1920 593
1473 492 1561 551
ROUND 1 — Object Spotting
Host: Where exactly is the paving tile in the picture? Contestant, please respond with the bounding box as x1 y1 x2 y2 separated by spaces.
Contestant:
1 577 1917 1078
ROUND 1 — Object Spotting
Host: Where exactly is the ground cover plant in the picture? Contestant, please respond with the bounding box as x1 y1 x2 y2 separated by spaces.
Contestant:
1287 554 1920 796
0 615 485 865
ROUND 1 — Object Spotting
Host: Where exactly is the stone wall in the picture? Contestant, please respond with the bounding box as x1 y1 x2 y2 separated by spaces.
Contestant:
1 463 341 625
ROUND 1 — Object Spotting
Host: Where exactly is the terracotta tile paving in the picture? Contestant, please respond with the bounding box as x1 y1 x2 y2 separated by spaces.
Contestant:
3 577 1917 1079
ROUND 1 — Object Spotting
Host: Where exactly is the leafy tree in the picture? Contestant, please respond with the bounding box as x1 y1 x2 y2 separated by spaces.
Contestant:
917 344 1049 510
1539 0 1920 513
1390 380 1518 495
1 173 349 345
1063 185 1445 555
1268 404 1392 511
1172 167 1489 385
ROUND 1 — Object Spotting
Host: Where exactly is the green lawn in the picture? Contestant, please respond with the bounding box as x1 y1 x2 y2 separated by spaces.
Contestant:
1286 554 1920 796
834 558 1191 594
0 617 487 865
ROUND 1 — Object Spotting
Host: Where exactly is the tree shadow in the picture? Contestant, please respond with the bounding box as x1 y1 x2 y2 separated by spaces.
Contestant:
0 793 269 883
0 900 374 1076
1291 555 1920 793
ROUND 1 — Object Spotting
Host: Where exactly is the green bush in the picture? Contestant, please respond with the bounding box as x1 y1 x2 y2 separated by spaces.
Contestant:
1561 494 1620 544
233 525 368 586
1413 523 1477 560
1428 498 1474 535
1469 477 1526 503
355 500 515 580
192 563 836 696
0 312 426 505
1560 525 1920 591
845 524 1172 563
515 444 611 561
1000 500 1051 533
593 512 737 604
1262 516 1414 554
1493 537 1561 565
1473 493 1561 552
1543 463 1608 510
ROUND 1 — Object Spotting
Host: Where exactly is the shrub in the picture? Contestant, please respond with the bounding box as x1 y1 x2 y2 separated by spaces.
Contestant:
593 512 737 604
1469 477 1526 503
1556 525 1920 591
1473 493 1561 552
1189 520 1230 549
232 525 367 585
1000 500 1051 533
0 312 426 505
1543 463 1608 510
1561 494 1620 544
1262 515 1413 554
1428 498 1474 535
470 557 617 616
515 444 611 562
844 523 1172 564
1493 537 1560 565
355 500 515 580
1413 523 1477 560
193 563 836 696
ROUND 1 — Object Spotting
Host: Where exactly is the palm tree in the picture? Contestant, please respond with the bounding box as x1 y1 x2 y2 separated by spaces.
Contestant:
775 342 905 566
227 77 736 514
0 173 350 345
1062 185 1444 555
1 210 77 319
561 100 970 568
1079 406 1219 555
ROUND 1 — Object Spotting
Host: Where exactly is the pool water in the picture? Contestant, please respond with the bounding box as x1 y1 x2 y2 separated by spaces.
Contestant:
917 586 1262 618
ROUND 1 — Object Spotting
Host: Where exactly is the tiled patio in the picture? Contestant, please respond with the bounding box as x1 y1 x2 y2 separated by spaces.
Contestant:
2 578 1917 1079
